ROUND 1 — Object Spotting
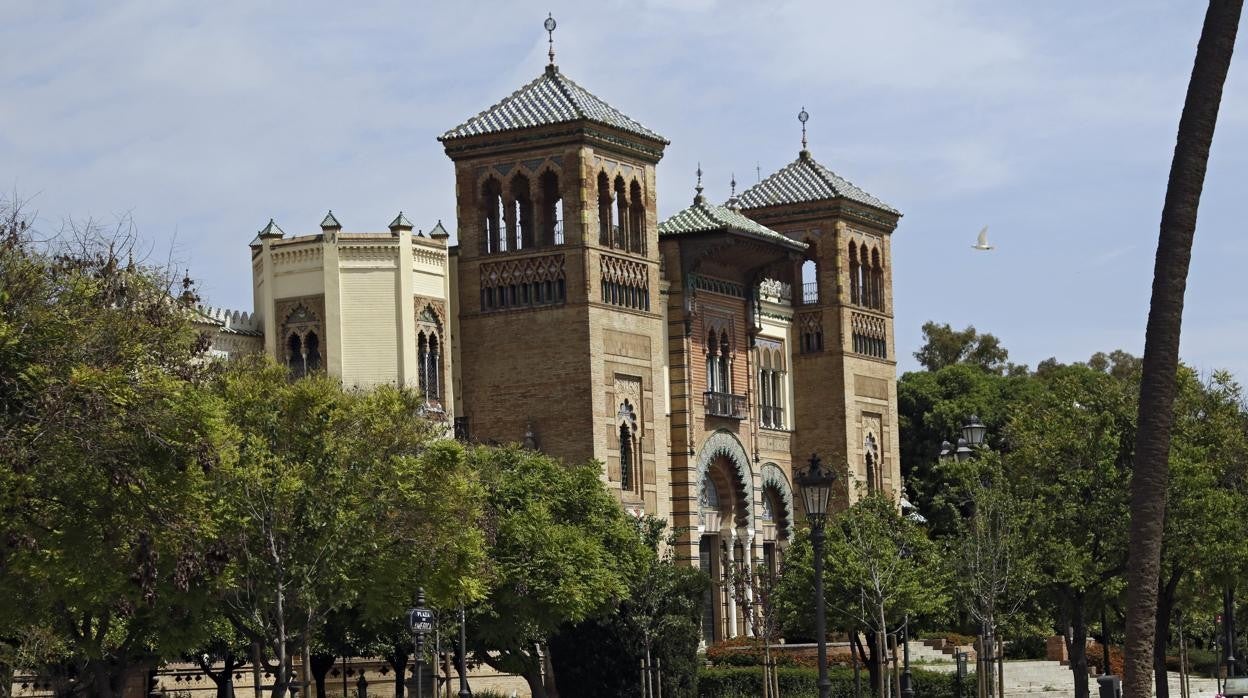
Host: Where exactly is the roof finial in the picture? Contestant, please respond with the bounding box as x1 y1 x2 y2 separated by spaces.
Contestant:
694 162 704 203
798 107 809 152
730 173 737 199
545 13 557 66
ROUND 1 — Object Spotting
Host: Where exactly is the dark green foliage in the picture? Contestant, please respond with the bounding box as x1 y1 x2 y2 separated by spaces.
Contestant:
696 666 975 697
912 322 1012 374
550 520 708 698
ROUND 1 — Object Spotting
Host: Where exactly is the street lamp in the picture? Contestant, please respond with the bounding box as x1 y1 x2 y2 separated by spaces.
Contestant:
962 414 988 447
407 589 435 698
457 605 471 698
796 452 837 698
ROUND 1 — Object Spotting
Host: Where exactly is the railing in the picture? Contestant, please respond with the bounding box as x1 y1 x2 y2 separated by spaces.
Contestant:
802 282 819 305
704 391 747 419
759 405 785 430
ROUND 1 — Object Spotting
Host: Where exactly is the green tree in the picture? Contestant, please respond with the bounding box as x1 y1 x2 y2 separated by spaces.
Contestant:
549 519 708 698
776 493 946 694
211 359 483 698
1151 369 1248 696
1006 364 1134 698
897 362 1038 537
465 445 649 698
1123 3 1244 694
912 322 1012 374
0 205 225 697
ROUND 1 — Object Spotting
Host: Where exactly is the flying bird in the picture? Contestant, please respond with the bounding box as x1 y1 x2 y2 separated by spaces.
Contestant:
972 226 994 251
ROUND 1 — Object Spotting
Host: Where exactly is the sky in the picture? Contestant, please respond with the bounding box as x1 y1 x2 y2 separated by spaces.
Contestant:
2 1 1245 379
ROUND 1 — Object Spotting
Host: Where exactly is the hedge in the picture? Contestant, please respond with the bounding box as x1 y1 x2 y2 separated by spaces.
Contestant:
697 666 976 698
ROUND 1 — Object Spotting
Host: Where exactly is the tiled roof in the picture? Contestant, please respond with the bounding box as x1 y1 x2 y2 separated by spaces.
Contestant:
321 210 342 229
658 195 807 252
428 220 450 239
738 151 898 214
440 65 667 143
388 211 414 229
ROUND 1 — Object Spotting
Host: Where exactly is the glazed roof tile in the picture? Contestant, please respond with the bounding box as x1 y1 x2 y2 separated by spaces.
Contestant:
658 195 807 252
439 65 666 144
738 151 897 214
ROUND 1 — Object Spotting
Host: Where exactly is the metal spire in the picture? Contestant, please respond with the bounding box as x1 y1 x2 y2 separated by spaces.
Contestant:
545 14 557 65
695 162 704 202
730 173 737 199
798 107 809 151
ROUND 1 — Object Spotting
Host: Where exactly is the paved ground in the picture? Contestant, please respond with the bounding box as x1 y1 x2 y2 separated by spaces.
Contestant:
907 641 1223 697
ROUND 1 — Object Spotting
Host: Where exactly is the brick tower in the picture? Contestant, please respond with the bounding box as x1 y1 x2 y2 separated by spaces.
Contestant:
439 54 672 517
738 136 903 509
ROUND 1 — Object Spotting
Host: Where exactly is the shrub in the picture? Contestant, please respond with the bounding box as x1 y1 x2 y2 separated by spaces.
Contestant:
697 666 975 697
704 639 855 670
1164 647 1221 678
1004 635 1048 660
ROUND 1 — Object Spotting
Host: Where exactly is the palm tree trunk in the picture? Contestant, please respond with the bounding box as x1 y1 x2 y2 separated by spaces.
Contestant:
1123 2 1243 696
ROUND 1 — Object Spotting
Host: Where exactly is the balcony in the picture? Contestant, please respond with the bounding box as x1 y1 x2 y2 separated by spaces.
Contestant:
704 391 747 420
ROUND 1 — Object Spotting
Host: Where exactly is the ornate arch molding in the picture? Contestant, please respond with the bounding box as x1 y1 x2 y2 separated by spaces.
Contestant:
759 463 795 541
695 429 754 528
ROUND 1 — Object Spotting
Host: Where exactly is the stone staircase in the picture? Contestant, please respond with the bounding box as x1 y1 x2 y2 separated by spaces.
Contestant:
904 643 1224 697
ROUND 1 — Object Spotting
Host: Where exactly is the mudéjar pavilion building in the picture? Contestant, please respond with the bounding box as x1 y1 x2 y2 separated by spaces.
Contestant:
205 34 903 645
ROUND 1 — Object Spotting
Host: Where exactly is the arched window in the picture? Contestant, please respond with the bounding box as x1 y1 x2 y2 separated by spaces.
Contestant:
705 331 719 393
286 333 305 378
417 333 428 394
481 178 504 254
417 307 442 404
510 174 533 250
629 180 645 253
865 432 879 493
598 172 612 246
539 170 562 246
304 332 321 373
859 244 871 308
718 332 731 394
428 334 441 399
614 176 628 249
847 241 859 305
801 258 818 305
870 247 883 309
620 422 633 491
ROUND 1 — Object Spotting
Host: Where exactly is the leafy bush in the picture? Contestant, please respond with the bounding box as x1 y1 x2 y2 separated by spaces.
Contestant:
1164 647 1221 678
704 639 855 670
1004 635 1048 660
697 666 975 697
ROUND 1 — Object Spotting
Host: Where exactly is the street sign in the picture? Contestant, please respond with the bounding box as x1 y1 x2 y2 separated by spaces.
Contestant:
408 607 435 634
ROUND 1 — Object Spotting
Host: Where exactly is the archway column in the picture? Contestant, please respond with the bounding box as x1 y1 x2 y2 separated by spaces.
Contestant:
725 530 738 638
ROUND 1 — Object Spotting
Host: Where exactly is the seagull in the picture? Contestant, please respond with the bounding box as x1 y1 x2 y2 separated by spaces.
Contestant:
972 226 994 251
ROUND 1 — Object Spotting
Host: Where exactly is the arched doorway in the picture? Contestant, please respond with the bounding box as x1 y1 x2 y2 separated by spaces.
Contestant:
694 431 753 644
759 463 795 579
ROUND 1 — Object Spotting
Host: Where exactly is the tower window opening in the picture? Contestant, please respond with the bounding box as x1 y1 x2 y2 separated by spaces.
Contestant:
481 177 504 254
614 176 629 250
629 180 645 254
511 174 533 250
801 258 818 304
718 332 731 394
848 241 859 305
539 170 563 247
598 172 613 246
286 333 305 377
303 331 321 373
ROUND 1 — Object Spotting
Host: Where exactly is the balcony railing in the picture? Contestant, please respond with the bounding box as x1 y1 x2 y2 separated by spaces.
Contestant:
704 391 747 419
802 282 819 305
759 405 785 430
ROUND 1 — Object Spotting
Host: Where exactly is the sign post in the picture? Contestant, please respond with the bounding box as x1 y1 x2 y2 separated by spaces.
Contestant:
408 589 435 698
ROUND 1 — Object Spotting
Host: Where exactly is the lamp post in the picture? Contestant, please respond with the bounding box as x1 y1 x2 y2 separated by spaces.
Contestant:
407 589 434 698
796 453 837 698
900 614 915 698
457 604 471 698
